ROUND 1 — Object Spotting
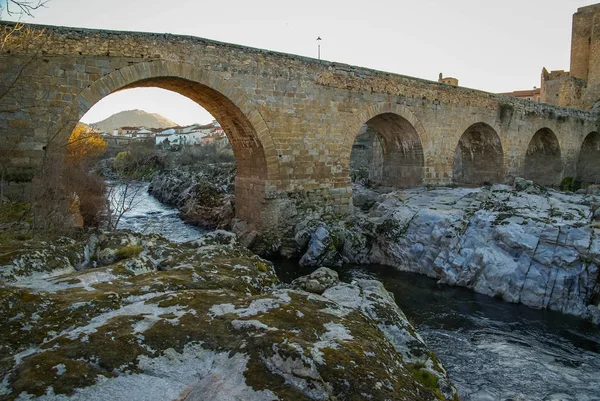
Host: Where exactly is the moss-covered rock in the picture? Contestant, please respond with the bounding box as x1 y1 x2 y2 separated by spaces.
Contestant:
0 231 456 400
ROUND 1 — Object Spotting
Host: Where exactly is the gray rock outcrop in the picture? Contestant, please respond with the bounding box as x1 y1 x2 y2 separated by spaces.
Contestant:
291 266 340 294
148 164 235 229
295 184 600 323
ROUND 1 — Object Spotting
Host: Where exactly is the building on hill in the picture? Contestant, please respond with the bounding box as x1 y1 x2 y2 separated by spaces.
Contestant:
499 87 541 102
540 3 600 109
135 128 153 136
201 135 217 145
438 73 458 86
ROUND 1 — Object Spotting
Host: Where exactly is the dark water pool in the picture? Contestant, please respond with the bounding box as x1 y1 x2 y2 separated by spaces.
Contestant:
271 260 600 401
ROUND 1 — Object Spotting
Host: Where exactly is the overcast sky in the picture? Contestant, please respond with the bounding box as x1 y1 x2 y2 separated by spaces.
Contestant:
4 0 597 125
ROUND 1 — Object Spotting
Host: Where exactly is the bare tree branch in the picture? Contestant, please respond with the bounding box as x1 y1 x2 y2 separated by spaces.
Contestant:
1 1 49 19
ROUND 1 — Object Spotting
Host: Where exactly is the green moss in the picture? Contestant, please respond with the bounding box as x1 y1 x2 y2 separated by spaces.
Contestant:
0 201 30 224
115 245 143 260
493 213 512 225
256 261 269 272
11 351 103 396
561 177 582 192
376 218 408 241
407 363 440 391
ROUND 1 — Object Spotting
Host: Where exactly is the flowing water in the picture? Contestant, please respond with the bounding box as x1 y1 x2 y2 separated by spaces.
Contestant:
123 185 600 401
111 182 208 242
274 260 600 401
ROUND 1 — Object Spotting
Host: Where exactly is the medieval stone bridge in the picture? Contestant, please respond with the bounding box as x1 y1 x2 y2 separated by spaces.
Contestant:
2 23 600 232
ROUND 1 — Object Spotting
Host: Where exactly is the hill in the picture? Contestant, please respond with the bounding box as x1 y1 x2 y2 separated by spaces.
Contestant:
90 109 177 133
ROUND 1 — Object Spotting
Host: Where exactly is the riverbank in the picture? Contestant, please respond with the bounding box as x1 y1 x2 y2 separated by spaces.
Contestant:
273 262 600 401
0 228 457 400
148 164 235 230
7 177 597 400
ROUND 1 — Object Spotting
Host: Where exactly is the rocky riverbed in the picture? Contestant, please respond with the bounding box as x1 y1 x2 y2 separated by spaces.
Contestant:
0 230 457 400
296 181 600 324
147 166 600 324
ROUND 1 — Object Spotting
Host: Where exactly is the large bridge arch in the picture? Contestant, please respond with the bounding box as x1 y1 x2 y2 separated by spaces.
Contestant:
66 60 279 224
453 122 505 185
342 103 429 188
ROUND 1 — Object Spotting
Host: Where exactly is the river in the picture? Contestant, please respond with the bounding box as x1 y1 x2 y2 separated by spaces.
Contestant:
118 183 600 401
111 182 208 242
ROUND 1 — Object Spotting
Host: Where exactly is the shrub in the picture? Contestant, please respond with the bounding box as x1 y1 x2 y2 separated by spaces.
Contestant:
67 124 107 164
113 151 132 173
112 149 166 180
560 177 582 192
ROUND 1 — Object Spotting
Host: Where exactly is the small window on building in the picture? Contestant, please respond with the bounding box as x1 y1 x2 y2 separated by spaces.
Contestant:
537 97 540 101
527 97 531 100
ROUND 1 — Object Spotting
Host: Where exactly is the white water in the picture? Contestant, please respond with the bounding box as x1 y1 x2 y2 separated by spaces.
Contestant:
112 182 208 243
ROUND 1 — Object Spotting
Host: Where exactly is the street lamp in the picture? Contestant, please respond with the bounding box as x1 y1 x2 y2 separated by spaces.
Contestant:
316 36 322 60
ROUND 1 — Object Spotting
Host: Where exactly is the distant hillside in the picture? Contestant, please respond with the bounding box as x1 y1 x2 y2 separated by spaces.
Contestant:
90 109 178 133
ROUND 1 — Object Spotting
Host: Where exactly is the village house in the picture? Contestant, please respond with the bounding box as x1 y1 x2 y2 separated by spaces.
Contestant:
155 121 222 148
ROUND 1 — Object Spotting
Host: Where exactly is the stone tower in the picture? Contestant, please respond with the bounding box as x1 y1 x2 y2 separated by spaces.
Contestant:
570 3 600 85
541 3 600 110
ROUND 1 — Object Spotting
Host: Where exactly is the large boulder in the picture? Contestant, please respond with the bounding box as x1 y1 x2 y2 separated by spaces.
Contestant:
357 185 600 323
149 165 236 229
0 231 457 400
291 266 339 294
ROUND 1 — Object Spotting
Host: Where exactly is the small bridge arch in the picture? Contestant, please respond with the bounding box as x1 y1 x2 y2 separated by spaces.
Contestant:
522 127 562 185
453 122 505 185
577 131 600 184
344 103 429 189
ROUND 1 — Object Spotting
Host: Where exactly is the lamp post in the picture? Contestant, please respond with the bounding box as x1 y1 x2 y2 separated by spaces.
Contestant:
316 36 322 60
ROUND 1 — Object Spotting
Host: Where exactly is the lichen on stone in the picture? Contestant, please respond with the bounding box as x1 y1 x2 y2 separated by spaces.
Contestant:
0 230 456 400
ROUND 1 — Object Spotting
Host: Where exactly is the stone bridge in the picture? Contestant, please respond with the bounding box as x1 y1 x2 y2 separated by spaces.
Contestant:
2 23 600 233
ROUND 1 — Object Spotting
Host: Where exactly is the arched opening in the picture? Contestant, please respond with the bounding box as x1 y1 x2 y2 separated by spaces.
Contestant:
523 128 562 185
350 113 424 187
62 62 277 227
453 123 504 185
576 132 600 184
34 61 277 232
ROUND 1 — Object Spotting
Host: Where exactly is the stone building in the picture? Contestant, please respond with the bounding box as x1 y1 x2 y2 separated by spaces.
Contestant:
541 3 600 110
438 73 458 86
2 21 600 233
499 88 541 102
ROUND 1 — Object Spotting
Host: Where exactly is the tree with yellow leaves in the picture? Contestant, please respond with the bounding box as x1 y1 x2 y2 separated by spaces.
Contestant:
67 123 107 166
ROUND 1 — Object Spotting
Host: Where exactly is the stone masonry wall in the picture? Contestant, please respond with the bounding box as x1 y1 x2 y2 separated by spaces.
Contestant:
1 22 600 234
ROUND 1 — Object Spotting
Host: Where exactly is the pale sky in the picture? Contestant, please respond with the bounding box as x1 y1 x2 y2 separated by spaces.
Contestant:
3 0 597 126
